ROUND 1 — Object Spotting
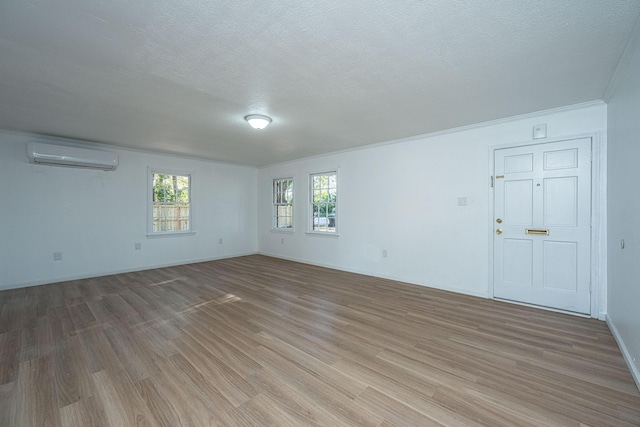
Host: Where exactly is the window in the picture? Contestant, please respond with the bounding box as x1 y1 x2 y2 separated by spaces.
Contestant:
273 177 294 229
310 171 337 233
150 171 192 234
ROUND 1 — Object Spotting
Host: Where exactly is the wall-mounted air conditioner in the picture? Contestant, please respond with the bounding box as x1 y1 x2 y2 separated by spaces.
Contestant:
27 142 118 171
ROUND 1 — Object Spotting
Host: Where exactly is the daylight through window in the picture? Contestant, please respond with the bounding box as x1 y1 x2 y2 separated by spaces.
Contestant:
151 172 191 233
273 177 294 229
310 171 337 233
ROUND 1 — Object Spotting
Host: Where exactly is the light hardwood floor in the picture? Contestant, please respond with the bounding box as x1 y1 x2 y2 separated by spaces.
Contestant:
1 255 639 426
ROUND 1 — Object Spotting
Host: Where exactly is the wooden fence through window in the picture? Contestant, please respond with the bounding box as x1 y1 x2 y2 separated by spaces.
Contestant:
153 203 190 232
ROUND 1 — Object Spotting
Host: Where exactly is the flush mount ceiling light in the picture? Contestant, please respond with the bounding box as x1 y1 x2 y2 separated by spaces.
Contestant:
244 114 272 130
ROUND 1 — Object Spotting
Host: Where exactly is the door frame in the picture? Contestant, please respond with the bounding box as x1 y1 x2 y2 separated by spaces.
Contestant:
488 132 607 319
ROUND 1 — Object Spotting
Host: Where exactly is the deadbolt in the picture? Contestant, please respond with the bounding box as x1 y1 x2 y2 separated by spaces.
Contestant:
496 218 502 223
496 229 503 235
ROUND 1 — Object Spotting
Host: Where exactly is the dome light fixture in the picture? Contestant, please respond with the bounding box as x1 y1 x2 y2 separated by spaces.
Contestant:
245 114 272 130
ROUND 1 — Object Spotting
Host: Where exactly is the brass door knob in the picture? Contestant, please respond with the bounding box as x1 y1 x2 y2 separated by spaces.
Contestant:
496 229 503 235
496 218 502 223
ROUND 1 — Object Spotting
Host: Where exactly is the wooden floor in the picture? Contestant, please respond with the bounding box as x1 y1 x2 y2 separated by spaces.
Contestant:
0 255 639 426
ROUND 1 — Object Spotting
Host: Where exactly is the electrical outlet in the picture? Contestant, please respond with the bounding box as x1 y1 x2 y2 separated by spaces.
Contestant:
135 242 141 250
218 238 223 244
457 197 468 207
281 238 284 244
382 249 388 258
53 252 62 261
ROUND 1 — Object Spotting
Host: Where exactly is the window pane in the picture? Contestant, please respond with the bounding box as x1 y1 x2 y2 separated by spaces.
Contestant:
310 172 336 233
151 173 191 233
273 177 294 229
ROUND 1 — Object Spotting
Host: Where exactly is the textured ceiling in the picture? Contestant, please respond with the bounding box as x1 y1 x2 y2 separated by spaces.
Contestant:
1 1 639 166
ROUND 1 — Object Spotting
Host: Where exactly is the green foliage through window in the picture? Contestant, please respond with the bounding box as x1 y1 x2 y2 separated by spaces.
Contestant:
152 173 191 233
153 174 190 203
310 172 337 232
273 177 294 229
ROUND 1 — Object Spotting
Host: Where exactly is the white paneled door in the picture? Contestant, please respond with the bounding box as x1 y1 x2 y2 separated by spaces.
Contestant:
493 138 591 314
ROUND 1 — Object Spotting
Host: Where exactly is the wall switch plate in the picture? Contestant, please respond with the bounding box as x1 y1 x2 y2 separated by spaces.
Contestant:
533 124 547 139
53 251 62 261
382 249 388 258
281 238 285 244
457 197 468 206
218 238 223 244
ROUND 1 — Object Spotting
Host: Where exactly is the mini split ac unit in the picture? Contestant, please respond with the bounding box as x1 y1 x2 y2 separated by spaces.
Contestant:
27 142 118 171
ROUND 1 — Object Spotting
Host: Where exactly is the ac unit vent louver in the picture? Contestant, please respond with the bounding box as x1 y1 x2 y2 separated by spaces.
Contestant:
27 142 118 171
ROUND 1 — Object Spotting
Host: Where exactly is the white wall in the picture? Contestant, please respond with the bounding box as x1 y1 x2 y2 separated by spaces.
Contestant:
606 34 640 387
258 103 607 301
0 131 258 290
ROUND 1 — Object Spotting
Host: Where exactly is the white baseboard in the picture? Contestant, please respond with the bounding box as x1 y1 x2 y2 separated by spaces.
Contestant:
606 314 640 392
0 251 258 292
258 251 489 299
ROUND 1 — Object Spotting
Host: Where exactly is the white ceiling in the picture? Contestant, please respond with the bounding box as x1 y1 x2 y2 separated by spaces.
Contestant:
1 1 639 166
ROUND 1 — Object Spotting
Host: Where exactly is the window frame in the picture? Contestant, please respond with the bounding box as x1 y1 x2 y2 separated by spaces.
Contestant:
308 170 338 235
272 176 294 231
147 168 195 237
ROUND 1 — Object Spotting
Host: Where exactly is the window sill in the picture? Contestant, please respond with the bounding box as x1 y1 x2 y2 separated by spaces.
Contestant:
305 231 340 238
270 228 295 234
147 231 196 238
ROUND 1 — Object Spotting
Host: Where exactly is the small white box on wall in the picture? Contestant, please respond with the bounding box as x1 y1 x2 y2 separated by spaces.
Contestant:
533 124 547 139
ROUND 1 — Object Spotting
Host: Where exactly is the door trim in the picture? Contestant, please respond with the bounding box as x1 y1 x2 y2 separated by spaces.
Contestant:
488 132 607 319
